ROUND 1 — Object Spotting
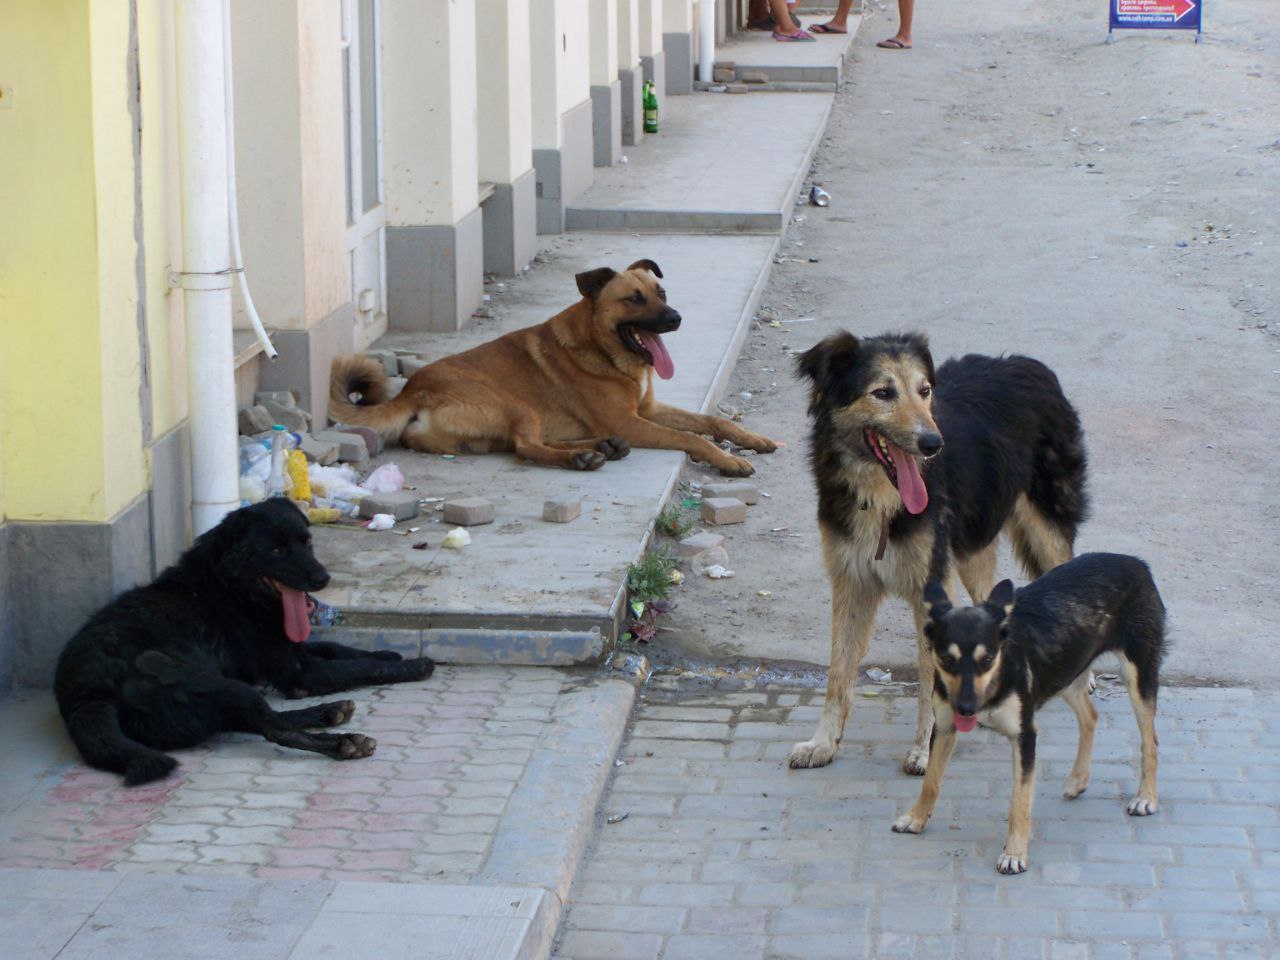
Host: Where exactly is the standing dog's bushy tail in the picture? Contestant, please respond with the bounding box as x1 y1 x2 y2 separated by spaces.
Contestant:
328 354 417 444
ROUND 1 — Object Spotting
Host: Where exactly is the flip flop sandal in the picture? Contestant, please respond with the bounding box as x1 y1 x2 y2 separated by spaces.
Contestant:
876 38 911 49
773 29 816 42
810 24 848 34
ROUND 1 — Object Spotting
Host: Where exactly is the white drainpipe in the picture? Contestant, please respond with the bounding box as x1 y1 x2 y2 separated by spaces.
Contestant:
175 0 239 535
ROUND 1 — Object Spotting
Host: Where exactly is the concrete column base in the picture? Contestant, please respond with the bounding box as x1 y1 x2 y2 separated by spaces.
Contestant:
591 81 623 167
533 99 596 235
385 206 485 333
640 51 667 105
663 31 693 95
619 65 643 147
258 302 358 427
482 168 538 276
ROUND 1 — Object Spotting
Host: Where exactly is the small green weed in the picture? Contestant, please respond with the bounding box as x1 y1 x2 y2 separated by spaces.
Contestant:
624 546 679 644
655 504 696 541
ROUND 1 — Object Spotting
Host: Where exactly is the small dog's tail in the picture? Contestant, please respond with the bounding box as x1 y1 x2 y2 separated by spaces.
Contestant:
64 701 179 787
328 354 417 445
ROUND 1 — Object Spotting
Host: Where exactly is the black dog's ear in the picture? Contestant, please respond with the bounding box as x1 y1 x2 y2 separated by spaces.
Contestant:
576 267 617 299
922 581 952 619
985 579 1015 619
626 259 663 278
795 331 860 413
906 332 936 386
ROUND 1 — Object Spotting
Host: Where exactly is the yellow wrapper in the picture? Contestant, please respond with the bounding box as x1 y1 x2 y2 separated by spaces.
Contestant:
287 449 311 501
307 507 340 524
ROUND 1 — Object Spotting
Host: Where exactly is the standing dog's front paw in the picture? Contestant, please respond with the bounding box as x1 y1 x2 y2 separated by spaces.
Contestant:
1126 795 1157 816
1062 774 1090 799
788 738 838 769
997 851 1028 875
891 810 929 834
902 746 930 776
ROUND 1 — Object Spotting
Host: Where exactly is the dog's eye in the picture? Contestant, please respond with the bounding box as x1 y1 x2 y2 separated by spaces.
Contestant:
938 655 957 672
657 288 667 302
978 656 995 671
920 385 932 398
628 292 645 305
872 387 896 401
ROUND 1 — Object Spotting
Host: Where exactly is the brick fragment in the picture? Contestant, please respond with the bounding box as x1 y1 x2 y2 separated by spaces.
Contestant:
741 71 769 84
443 497 495 526
701 481 758 505
725 84 750 95
358 491 421 522
700 497 747 525
331 423 382 456
542 497 582 523
238 405 273 436
260 399 310 433
313 430 370 465
297 434 339 466
398 355 429 378
713 67 736 83
677 531 726 558
364 349 399 376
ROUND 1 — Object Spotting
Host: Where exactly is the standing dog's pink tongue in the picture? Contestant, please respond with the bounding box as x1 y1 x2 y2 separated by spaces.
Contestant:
275 583 312 644
954 715 977 733
888 444 929 514
637 331 675 380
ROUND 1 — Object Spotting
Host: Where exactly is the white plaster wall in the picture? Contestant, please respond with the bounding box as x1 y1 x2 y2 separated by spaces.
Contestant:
559 0 591 114
530 0 561 148
476 0 533 185
588 0 619 85
617 0 640 68
664 0 693 33
638 0 663 56
382 0 479 225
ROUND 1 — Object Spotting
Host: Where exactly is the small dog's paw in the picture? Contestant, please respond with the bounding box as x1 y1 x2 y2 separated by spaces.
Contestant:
1087 670 1098 694
787 739 837 769
997 852 1028 875
571 450 607 471
370 650 403 662
598 437 631 460
324 700 356 726
717 455 755 477
891 811 928 834
1062 775 1090 799
337 733 377 759
1126 795 1157 816
902 746 930 776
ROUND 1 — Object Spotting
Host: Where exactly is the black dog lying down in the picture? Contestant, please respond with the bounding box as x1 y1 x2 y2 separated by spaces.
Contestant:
55 499 434 785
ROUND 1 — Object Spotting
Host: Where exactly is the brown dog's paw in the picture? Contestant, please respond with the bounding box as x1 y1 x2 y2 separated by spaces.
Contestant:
336 733 377 759
746 434 780 454
716 456 755 477
598 437 631 461
571 450 608 471
324 700 357 726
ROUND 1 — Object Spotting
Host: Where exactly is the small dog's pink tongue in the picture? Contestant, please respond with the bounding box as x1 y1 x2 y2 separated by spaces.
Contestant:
954 715 977 733
638 331 675 380
276 583 312 644
888 443 928 515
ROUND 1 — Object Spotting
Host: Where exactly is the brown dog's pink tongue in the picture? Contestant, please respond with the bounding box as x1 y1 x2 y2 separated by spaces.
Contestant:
888 444 929 514
277 584 312 644
954 715 977 733
638 331 675 380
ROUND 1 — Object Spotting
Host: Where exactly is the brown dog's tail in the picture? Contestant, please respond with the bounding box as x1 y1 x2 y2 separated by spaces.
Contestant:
328 354 416 444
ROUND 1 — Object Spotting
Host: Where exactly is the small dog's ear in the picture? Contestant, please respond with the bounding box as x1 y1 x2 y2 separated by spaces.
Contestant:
576 267 617 299
986 579 1015 619
922 580 952 619
626 259 663 278
795 331 860 413
907 332 936 385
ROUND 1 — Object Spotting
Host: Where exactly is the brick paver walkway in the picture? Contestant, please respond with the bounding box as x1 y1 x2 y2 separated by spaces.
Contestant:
553 681 1279 960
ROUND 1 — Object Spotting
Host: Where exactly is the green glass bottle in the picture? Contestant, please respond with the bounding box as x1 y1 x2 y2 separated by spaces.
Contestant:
642 80 659 134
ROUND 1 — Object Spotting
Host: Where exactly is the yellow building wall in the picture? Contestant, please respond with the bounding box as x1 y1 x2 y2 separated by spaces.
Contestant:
0 0 151 523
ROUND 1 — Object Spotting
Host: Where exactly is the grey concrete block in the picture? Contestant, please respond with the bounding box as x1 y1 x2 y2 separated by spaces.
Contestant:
663 32 694 95
313 430 369 465
330 423 382 457
256 302 358 428
481 169 537 276
741 71 769 84
444 497 495 526
678 531 726 558
398 355 429 378
238 405 273 435
148 422 191 575
364 349 399 376
591 81 623 167
619 66 643 147
358 491 421 522
701 482 758 505
543 497 582 523
297 434 339 466
713 67 736 83
725 84 750 94
259 398 311 433
387 207 484 332
700 497 747 525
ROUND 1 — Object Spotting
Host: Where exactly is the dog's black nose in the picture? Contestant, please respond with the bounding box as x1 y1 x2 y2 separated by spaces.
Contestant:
663 309 681 329
312 573 331 591
917 432 943 457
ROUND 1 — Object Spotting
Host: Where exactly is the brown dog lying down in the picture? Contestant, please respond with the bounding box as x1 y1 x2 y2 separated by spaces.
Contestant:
329 260 779 475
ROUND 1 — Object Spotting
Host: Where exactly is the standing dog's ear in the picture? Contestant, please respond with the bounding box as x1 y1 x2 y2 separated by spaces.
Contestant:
922 580 952 619
905 332 937 386
795 331 861 414
576 267 617 299
626 259 663 278
985 579 1015 620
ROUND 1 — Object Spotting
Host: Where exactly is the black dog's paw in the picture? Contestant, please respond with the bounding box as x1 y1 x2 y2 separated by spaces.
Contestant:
336 733 377 759
370 650 403 662
124 753 179 786
571 450 607 471
598 437 631 461
323 700 357 726
409 656 436 680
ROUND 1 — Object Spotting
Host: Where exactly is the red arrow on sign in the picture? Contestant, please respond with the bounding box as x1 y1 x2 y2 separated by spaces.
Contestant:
1116 0 1197 20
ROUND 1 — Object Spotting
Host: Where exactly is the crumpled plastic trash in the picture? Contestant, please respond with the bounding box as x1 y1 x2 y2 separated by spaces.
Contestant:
865 667 893 684
809 185 831 207
704 564 735 579
364 513 396 531
360 463 404 493
442 527 472 549
307 595 340 627
309 462 367 502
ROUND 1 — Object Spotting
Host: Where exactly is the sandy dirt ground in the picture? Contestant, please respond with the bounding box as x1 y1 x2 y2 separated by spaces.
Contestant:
654 0 1279 686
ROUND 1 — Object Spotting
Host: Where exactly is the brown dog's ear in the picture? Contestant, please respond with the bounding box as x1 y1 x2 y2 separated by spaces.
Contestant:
575 267 617 299
795 331 861 413
625 259 663 278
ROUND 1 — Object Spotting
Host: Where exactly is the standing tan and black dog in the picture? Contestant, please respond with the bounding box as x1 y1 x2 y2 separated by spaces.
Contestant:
329 260 779 476
787 331 1088 776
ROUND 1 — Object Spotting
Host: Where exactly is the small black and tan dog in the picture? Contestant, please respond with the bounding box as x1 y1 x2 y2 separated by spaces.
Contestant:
55 499 435 785
891 553 1166 874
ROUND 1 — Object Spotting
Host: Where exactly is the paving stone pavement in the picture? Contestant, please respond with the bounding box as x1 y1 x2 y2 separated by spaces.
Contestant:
552 680 1280 960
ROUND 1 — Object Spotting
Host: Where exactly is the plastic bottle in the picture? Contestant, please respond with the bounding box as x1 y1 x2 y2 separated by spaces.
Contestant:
643 81 659 134
267 424 288 498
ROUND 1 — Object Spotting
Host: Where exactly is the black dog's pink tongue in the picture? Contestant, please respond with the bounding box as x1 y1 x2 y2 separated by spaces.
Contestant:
277 583 311 644
637 331 675 380
888 443 929 515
